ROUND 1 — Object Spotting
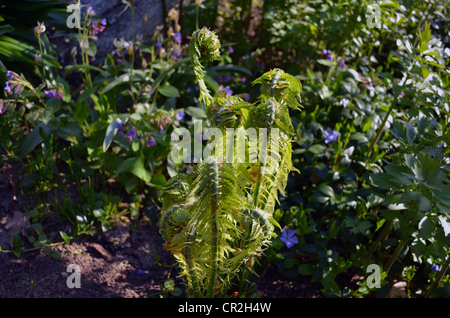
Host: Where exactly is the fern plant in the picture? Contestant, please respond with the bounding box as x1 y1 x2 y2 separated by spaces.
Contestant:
158 27 302 298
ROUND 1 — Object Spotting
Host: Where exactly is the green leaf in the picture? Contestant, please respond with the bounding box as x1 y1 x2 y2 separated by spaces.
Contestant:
406 123 417 145
317 59 336 67
60 231 71 244
12 233 22 257
117 155 151 184
317 184 334 197
209 64 252 76
19 123 50 158
103 118 124 152
158 84 180 98
418 216 435 240
185 106 207 119
298 264 314 276
418 196 432 212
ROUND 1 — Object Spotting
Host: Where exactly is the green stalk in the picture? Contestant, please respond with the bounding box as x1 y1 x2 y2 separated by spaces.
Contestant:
367 72 409 158
185 219 201 298
424 254 450 298
384 233 409 274
367 220 394 257
208 160 219 298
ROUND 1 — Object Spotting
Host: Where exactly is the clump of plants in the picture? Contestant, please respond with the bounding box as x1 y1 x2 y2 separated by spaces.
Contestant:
158 27 302 297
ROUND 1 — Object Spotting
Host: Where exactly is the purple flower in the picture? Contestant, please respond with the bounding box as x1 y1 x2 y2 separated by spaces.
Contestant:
323 49 333 61
243 93 250 102
323 128 340 144
4 81 11 94
86 5 96 16
101 18 107 26
280 228 298 248
241 77 247 83
176 111 185 121
228 46 234 53
224 86 233 97
6 71 13 79
128 129 137 139
173 32 182 44
146 138 155 148
44 90 56 98
92 20 98 27
431 265 440 272
338 60 346 68
224 75 231 82
155 41 162 49
116 122 124 130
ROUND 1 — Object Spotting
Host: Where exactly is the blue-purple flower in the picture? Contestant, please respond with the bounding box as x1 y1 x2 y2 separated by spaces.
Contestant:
431 265 440 272
4 81 11 94
228 46 234 53
173 32 182 44
6 71 13 79
146 138 155 148
323 49 333 61
280 228 298 248
86 5 96 16
323 128 340 144
128 129 137 139
338 60 346 68
44 90 56 99
176 111 185 121
224 86 233 97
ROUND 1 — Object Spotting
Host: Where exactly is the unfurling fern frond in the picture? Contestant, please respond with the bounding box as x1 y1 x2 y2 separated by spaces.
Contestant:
253 68 303 111
190 27 221 107
158 30 302 298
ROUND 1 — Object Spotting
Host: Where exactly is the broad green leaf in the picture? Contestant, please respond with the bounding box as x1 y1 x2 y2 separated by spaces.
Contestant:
158 84 180 98
117 155 151 184
103 118 125 152
19 122 50 158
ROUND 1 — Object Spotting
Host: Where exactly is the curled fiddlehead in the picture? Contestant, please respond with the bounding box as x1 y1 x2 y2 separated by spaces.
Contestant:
190 27 221 107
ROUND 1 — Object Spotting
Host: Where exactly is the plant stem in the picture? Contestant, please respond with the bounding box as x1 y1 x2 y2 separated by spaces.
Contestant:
384 233 409 274
424 254 450 298
185 219 201 298
367 220 394 257
208 160 219 298
367 72 409 158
